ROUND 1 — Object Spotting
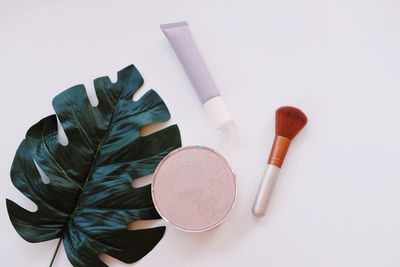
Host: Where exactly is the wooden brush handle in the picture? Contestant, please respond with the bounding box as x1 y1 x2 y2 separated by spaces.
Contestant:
252 164 280 217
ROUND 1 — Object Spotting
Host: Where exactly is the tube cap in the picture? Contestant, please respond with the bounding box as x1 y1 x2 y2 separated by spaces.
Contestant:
203 96 235 137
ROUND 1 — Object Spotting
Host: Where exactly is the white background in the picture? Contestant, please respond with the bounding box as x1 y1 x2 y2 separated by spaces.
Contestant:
1 0 400 266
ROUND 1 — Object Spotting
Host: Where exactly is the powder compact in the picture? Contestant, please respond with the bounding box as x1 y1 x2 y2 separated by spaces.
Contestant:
151 146 237 232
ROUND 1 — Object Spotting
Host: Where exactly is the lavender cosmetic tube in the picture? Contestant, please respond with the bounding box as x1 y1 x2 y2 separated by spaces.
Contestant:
161 21 235 135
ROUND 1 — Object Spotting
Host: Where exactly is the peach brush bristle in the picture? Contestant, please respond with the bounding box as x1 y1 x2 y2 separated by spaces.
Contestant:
275 106 308 140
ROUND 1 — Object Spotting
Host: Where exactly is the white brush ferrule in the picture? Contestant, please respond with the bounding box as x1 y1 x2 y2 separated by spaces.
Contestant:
252 164 281 217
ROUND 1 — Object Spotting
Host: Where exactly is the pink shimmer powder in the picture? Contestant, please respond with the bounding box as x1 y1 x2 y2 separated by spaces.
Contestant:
151 146 237 232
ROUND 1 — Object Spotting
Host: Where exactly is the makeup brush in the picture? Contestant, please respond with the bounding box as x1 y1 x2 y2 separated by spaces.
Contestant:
252 106 308 217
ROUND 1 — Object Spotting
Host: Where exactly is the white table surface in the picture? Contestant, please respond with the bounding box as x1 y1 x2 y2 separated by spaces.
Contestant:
1 0 400 266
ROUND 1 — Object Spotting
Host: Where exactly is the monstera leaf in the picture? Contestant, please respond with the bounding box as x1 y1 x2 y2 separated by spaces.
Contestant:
6 65 181 267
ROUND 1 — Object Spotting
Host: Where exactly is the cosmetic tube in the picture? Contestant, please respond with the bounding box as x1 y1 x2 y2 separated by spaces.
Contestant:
160 21 235 136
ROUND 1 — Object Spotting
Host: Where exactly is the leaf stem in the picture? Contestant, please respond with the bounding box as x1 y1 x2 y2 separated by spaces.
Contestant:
49 238 62 267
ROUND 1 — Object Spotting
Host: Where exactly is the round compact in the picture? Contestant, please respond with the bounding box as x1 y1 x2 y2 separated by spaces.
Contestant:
151 146 237 232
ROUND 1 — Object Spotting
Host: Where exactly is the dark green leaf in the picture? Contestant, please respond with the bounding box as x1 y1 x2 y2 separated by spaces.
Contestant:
6 65 181 266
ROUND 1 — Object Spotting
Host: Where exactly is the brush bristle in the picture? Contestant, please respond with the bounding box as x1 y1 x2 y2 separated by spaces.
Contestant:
275 106 307 140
